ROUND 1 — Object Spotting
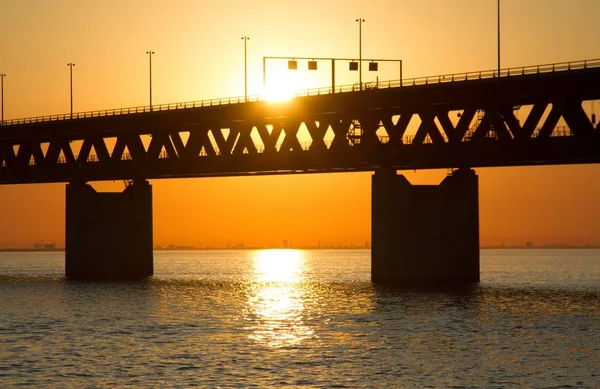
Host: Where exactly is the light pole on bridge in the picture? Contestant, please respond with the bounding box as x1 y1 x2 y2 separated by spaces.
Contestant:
497 0 501 75
146 50 155 110
241 36 250 102
356 18 365 90
67 63 75 118
0 73 5 125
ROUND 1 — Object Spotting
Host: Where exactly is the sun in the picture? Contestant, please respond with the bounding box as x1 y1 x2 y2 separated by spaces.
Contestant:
261 72 299 103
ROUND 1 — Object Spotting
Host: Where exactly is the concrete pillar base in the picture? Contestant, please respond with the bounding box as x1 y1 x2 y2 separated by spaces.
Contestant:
371 168 480 283
66 180 153 280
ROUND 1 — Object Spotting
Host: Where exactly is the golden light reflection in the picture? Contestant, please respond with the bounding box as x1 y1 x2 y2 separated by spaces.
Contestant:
245 249 315 348
253 249 303 282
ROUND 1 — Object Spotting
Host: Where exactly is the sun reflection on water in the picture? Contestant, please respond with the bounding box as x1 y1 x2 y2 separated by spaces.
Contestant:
245 249 315 348
253 249 303 283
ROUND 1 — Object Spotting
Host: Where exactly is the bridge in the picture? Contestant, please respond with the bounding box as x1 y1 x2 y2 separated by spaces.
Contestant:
3 58 600 282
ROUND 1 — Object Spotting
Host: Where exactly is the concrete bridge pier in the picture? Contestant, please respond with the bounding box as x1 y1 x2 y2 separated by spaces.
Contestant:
371 168 480 284
66 180 153 280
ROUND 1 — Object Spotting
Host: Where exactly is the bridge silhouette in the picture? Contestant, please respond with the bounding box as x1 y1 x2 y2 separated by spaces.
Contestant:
2 58 600 282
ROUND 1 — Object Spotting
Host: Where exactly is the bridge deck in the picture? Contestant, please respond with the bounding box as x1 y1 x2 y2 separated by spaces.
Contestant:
2 59 600 184
3 58 599 128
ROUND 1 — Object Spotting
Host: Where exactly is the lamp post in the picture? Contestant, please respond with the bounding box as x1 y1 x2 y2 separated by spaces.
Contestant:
67 63 75 118
356 18 365 90
0 73 5 125
497 0 501 75
241 36 250 102
146 50 155 110
399 60 403 86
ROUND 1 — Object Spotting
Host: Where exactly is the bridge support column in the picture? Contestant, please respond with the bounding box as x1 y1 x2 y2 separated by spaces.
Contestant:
66 180 153 280
371 168 479 283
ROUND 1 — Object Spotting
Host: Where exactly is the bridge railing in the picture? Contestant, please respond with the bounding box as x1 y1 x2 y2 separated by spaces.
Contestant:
4 58 600 127
2 95 264 126
295 58 600 96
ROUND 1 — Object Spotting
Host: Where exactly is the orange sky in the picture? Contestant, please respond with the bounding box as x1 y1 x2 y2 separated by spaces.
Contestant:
1 0 600 248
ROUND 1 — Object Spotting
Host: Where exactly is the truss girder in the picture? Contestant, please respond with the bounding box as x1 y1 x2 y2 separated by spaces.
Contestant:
2 68 600 183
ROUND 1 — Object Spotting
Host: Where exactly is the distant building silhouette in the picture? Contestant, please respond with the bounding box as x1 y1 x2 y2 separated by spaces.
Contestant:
33 242 56 250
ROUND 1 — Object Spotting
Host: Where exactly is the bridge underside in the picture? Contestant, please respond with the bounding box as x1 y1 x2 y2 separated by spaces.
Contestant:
2 137 600 183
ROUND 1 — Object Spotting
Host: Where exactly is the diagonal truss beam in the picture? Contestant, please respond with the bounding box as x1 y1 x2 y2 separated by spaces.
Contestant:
2 67 600 183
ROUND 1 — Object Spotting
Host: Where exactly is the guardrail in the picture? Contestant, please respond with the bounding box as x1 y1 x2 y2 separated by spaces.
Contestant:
2 95 263 126
3 58 599 127
295 58 600 96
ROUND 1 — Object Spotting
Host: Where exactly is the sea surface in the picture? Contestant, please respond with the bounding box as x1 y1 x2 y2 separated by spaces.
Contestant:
0 249 598 388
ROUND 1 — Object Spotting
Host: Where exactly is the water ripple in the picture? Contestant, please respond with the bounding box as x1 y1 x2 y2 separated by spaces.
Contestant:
0 249 598 387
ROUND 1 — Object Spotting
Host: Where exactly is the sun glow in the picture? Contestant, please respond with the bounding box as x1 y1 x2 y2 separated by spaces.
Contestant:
261 73 300 103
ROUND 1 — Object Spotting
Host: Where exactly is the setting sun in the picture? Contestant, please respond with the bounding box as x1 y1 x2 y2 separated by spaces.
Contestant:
261 72 300 103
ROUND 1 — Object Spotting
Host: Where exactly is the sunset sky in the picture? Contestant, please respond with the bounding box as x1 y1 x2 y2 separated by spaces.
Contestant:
1 0 600 248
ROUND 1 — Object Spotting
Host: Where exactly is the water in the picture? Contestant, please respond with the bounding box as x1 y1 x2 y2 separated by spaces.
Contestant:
1 249 598 388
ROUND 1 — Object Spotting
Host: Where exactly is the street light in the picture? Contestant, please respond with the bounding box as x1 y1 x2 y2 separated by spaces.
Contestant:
146 50 155 110
241 36 250 102
0 73 5 125
356 18 365 90
67 63 75 118
497 0 501 75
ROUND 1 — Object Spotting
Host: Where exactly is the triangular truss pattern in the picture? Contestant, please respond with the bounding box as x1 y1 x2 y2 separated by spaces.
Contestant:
0 144 16 168
146 133 178 160
16 142 45 166
170 131 188 157
1 86 599 182
211 127 239 155
78 137 110 163
186 129 217 157
304 120 328 151
413 110 445 144
436 109 476 142
46 140 76 164
255 122 283 153
112 134 145 161
279 120 303 152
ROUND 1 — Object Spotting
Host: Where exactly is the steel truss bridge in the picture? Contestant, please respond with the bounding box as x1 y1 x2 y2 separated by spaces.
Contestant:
2 58 600 184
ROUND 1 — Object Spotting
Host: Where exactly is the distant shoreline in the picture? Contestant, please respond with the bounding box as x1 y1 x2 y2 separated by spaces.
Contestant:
2 246 600 253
